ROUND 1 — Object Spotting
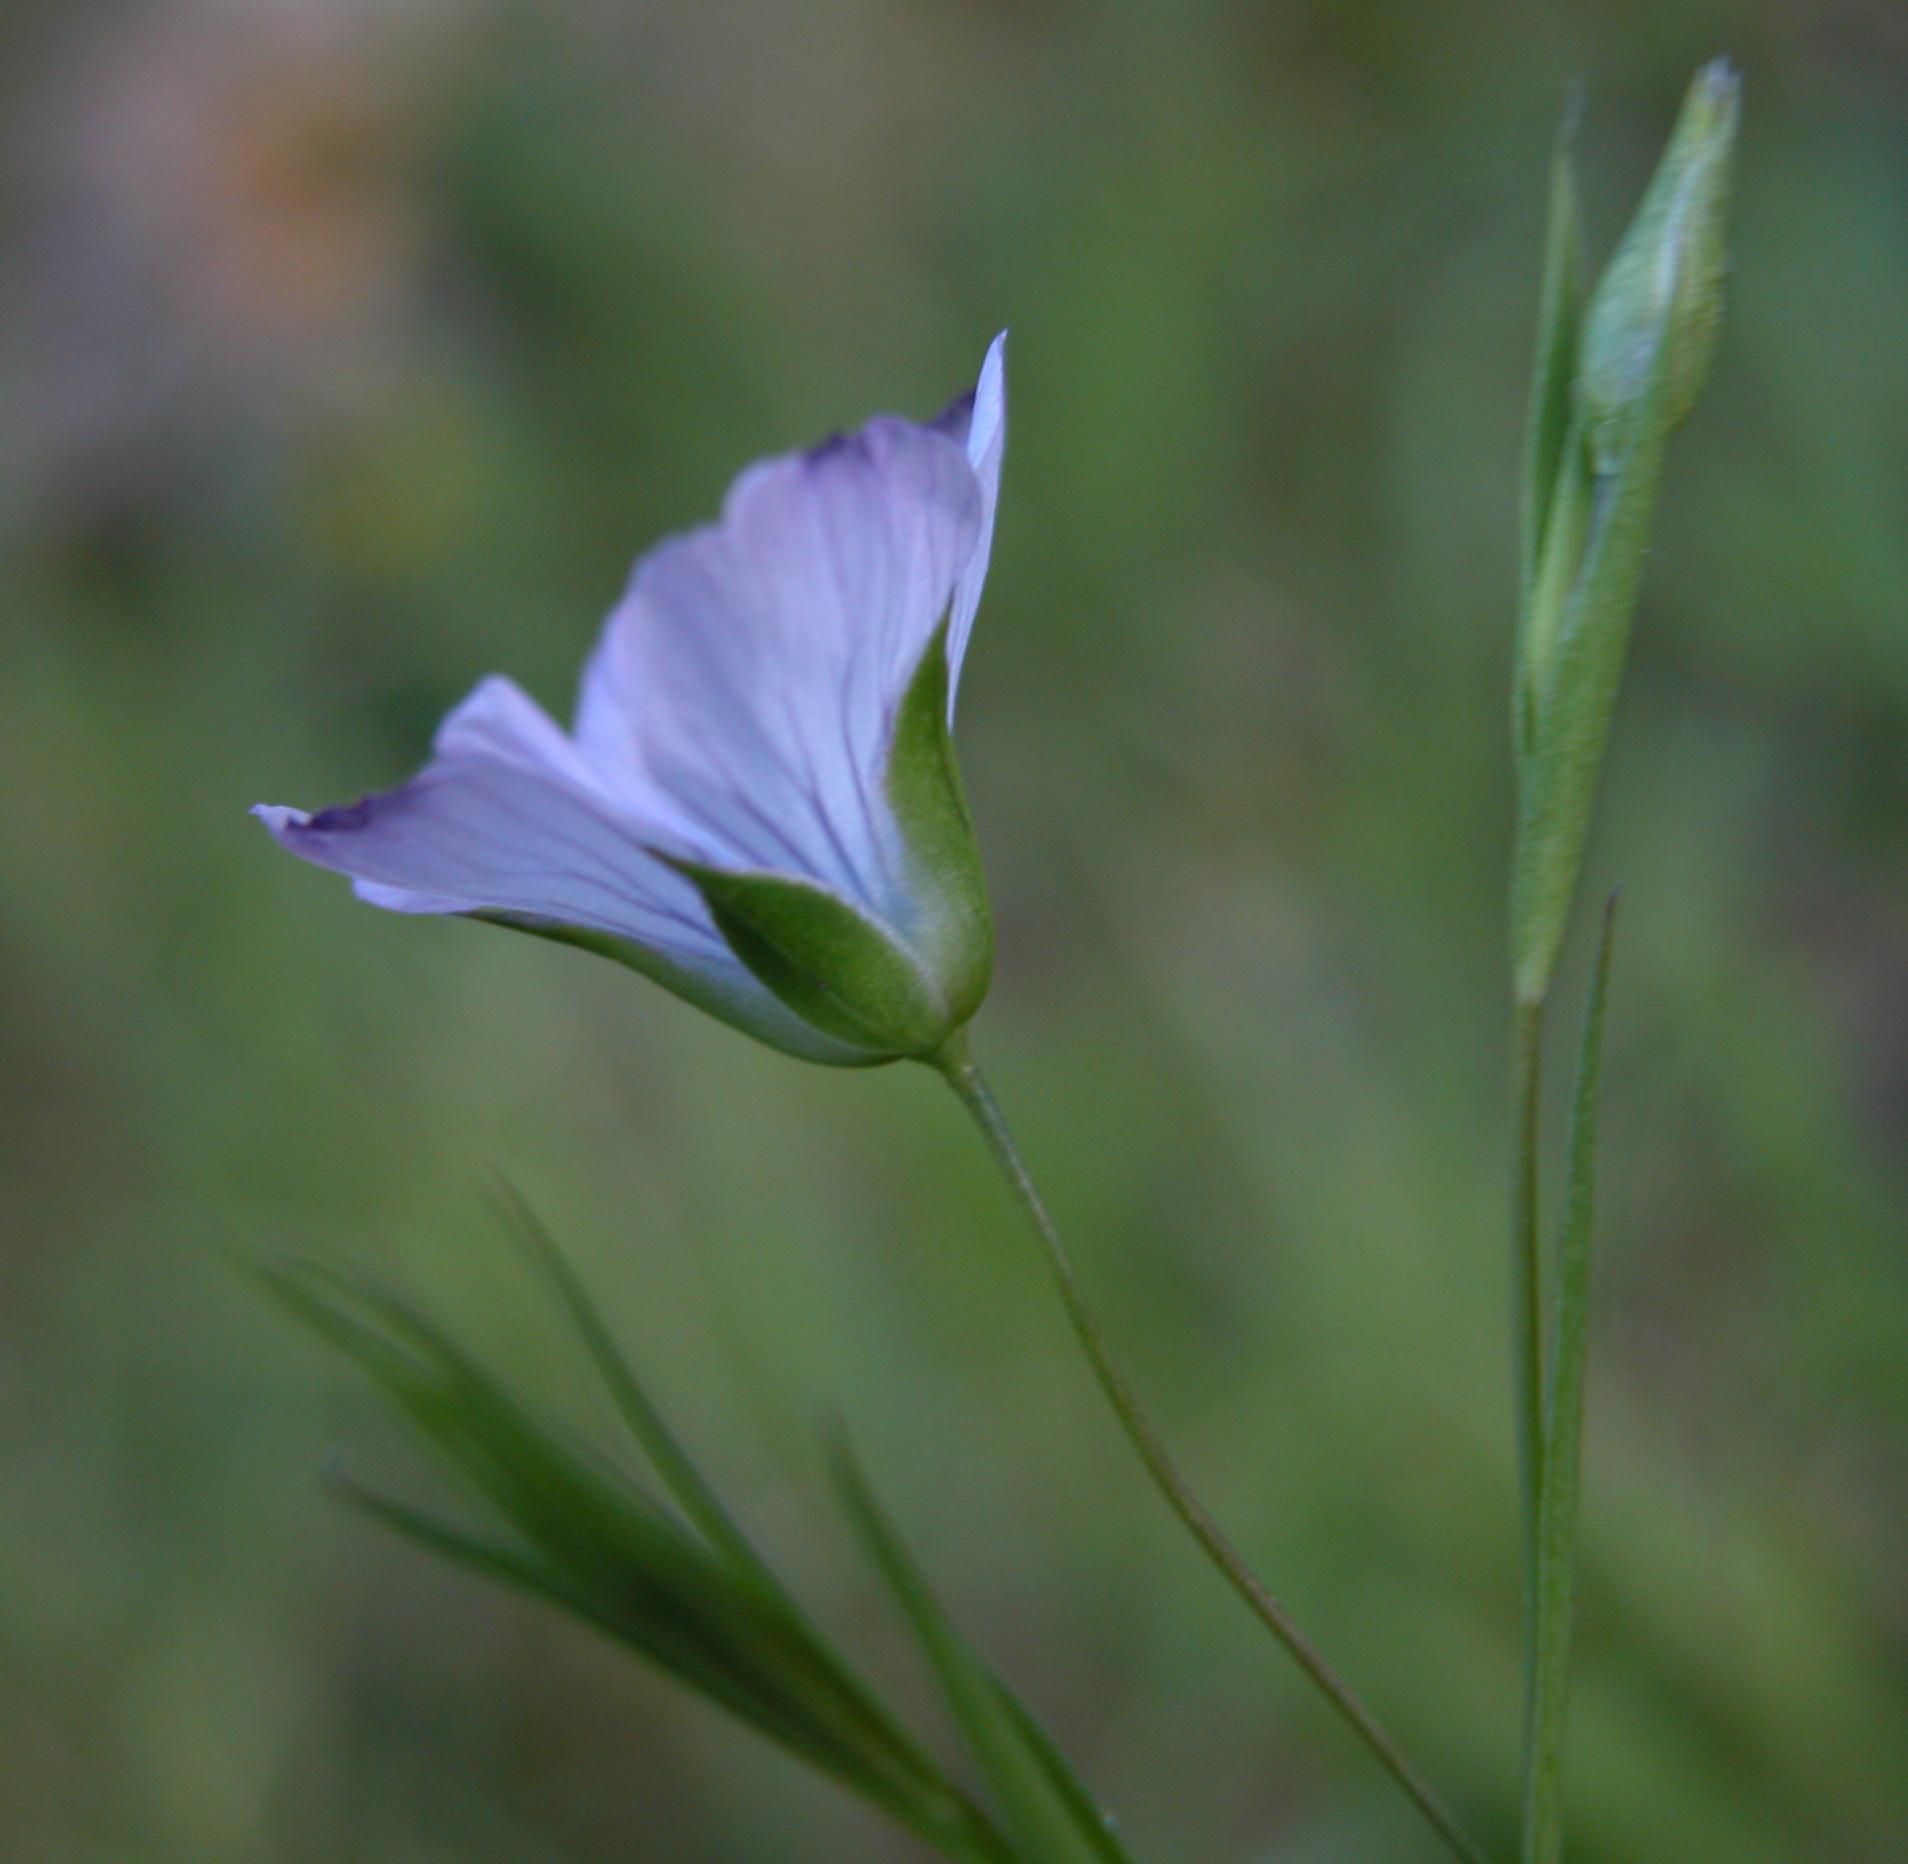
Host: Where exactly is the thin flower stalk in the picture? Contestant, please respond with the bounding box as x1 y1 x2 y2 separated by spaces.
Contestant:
931 1033 1490 1864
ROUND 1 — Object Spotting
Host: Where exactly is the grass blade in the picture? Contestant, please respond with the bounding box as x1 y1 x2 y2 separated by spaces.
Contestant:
488 1178 772 1582
833 1441 1135 1864
330 1472 602 1623
260 1255 1015 1864
1520 89 1586 604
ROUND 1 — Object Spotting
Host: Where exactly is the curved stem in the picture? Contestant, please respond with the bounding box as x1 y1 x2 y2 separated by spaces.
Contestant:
930 1033 1491 1864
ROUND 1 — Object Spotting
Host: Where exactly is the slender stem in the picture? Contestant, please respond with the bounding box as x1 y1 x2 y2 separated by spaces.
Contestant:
1519 899 1618 1864
1509 996 1547 1581
931 1032 1491 1864
1510 994 1548 1827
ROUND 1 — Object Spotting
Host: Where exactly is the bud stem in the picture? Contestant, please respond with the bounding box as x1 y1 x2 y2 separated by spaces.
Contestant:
930 1033 1491 1864
1510 997 1548 1588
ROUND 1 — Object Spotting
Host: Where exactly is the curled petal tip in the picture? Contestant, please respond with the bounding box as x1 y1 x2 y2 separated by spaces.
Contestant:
253 803 310 837
255 795 390 842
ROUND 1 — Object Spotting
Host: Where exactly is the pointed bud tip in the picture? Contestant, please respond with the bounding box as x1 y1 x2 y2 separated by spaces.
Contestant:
1692 56 1741 112
1557 80 1586 145
1679 59 1742 162
1577 58 1740 467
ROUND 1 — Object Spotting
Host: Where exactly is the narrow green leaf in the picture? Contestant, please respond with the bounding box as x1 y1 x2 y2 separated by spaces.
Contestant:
487 1199 1000 1848
987 1688 1137 1861
488 1179 775 1585
885 617 994 1027
1519 92 1586 605
833 1443 1136 1864
261 1256 1013 1862
670 863 949 1056
488 1179 1008 1850
331 1472 603 1624
1520 896 1618 1864
264 1260 820 1732
1516 412 1593 763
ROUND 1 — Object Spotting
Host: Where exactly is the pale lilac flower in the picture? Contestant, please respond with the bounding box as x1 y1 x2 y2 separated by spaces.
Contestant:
258 335 1006 1064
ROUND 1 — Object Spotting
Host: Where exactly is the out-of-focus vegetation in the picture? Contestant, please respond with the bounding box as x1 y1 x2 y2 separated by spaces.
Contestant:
3 3 1906 1859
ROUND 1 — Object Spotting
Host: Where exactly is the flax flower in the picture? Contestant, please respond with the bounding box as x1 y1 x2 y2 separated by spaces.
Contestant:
259 336 1006 1064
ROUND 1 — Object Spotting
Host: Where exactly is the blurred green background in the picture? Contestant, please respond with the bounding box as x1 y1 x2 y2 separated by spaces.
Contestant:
4 1 1907 1858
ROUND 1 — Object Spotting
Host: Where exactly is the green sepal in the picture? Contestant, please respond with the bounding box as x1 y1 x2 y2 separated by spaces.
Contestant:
670 863 954 1058
1579 59 1739 472
885 618 994 1030
832 1441 1136 1864
470 912 887 1069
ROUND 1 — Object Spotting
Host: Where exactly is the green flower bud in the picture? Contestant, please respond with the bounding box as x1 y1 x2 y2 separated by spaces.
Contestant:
1509 62 1740 1009
1579 59 1740 473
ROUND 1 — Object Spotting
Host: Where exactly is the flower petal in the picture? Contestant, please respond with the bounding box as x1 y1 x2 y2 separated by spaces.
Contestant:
932 332 1006 711
254 679 873 1061
574 412 982 925
255 679 716 948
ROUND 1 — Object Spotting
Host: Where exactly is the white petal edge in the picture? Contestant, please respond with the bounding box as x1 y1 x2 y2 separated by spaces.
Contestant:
942 330 1007 713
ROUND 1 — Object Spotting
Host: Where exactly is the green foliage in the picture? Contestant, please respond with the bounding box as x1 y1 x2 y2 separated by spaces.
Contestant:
490 1180 780 1581
1508 339 1673 1006
1515 106 1586 752
258 1249 1016 1864
262 1206 1139 1862
833 1442 1136 1864
1519 98 1586 612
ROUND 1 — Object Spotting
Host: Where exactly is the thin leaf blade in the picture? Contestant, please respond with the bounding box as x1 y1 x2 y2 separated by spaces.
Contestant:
833 1443 1135 1864
261 1254 1012 1862
1520 91 1586 603
488 1178 772 1583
